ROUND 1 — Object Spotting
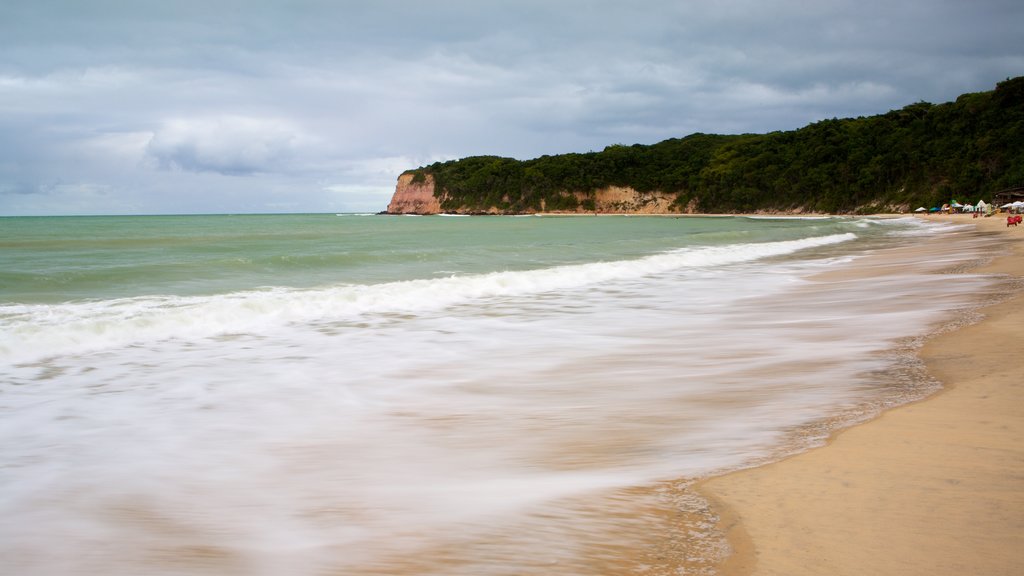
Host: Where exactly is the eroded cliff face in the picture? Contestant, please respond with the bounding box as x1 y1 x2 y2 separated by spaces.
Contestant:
386 173 443 214
587 187 679 214
385 173 682 215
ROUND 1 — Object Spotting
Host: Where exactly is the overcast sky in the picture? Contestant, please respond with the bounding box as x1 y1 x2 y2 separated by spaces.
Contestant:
1 1 1021 215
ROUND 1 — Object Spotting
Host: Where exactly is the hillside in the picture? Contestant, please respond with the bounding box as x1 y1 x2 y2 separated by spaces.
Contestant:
389 77 1024 215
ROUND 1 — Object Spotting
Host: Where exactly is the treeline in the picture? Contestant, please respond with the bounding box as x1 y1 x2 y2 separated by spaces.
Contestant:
406 77 1024 214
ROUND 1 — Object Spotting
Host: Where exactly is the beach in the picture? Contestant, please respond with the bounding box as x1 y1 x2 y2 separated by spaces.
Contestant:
1 213 1017 575
701 213 1024 575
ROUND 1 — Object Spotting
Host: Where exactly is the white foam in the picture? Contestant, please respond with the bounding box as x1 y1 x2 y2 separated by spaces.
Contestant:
0 233 856 364
862 216 976 236
743 215 837 220
0 226 1001 575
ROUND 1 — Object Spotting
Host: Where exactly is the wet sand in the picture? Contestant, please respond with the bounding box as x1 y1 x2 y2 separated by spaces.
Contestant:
700 213 1024 575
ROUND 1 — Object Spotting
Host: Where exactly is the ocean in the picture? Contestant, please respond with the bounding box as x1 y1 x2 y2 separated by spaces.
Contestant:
0 213 1002 575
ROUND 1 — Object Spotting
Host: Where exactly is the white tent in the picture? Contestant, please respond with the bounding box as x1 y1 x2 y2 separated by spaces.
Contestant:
914 207 927 212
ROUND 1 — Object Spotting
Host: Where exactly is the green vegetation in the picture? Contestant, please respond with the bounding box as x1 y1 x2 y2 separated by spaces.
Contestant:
405 77 1024 213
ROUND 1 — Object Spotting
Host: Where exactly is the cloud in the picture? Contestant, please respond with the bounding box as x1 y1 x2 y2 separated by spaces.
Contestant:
1 1 1023 215
78 131 153 163
145 116 306 176
0 180 130 215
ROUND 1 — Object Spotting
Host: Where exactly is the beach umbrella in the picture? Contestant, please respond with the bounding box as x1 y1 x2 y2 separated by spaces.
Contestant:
1002 203 1015 208
914 207 927 212
929 207 940 212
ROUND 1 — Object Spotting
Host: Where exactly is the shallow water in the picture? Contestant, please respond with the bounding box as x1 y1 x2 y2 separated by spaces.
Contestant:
0 215 1002 574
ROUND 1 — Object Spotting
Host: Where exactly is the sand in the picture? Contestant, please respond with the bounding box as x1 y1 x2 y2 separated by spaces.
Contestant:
700 213 1024 576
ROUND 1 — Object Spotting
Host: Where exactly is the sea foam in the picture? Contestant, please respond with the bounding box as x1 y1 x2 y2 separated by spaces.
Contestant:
0 220 1003 576
0 233 855 364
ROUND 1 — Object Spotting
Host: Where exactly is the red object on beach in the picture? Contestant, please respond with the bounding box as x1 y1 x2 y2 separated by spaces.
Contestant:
1009 215 1022 227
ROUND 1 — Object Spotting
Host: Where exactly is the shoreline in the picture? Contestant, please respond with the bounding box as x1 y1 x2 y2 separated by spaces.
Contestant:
698 213 1024 575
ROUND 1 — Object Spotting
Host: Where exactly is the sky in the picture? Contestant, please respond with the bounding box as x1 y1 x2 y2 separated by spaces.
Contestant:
1 1 1022 216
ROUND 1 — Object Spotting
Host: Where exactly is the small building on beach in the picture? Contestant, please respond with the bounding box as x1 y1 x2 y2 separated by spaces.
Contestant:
993 187 1024 206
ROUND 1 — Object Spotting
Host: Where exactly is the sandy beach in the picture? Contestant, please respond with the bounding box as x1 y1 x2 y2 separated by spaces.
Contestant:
700 213 1024 575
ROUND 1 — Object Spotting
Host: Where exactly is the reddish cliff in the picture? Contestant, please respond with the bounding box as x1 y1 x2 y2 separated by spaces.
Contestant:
385 172 684 215
587 187 679 214
386 173 443 214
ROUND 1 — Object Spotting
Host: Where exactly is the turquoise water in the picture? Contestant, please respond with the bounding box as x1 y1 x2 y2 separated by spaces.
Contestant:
2 213 861 303
0 214 1001 574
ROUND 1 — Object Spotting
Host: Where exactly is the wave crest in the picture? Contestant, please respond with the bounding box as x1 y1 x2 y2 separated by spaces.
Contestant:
1 233 855 363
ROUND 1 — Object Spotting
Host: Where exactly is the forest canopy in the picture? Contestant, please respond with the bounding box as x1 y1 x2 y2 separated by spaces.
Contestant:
405 77 1024 214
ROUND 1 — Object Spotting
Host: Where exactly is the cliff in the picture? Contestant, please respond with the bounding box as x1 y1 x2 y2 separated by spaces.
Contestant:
584 186 679 214
386 173 443 214
386 174 680 215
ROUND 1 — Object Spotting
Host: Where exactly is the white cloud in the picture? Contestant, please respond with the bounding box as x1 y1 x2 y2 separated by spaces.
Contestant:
78 131 153 163
1 1 1022 215
145 116 307 176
